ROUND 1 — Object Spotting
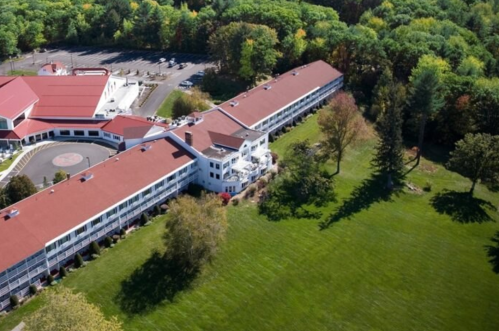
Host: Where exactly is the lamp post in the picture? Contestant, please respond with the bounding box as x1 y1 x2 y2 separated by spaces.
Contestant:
32 51 35 65
86 156 91 168
159 57 166 75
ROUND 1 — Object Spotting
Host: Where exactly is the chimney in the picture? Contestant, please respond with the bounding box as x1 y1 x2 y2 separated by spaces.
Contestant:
185 131 193 146
66 173 71 180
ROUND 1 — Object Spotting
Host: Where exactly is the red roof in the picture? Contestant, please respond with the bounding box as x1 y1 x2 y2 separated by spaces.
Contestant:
172 109 246 153
102 115 168 139
0 137 195 272
39 62 66 74
12 119 54 138
208 131 245 150
0 77 39 120
219 61 343 127
22 76 109 118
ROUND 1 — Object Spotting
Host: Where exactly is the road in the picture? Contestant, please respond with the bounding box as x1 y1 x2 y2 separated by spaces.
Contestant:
0 46 215 117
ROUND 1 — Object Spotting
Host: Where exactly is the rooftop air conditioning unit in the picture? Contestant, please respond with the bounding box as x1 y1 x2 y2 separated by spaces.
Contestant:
264 85 272 90
141 145 152 151
7 208 19 218
230 100 239 107
81 173 94 182
292 70 299 76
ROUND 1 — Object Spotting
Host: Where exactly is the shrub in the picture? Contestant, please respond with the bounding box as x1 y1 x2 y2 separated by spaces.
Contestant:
270 152 278 165
423 181 432 192
257 178 267 190
91 254 100 260
59 266 68 278
218 192 231 205
246 186 257 198
74 253 84 268
10 295 19 308
120 228 126 237
140 213 149 226
29 284 38 296
89 241 101 256
144 221 152 226
269 134 275 143
232 198 239 206
104 236 113 248
154 205 161 215
112 234 120 243
47 274 54 285
269 170 277 181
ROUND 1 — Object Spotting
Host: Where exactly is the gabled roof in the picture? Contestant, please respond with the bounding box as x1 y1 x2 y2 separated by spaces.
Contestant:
0 137 195 272
208 131 245 150
219 60 343 127
39 62 66 74
12 119 55 138
22 76 109 118
172 109 247 154
0 77 39 120
102 115 168 139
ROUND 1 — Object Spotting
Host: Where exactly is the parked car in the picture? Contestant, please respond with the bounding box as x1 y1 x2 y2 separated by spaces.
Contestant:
195 70 205 77
178 63 187 69
179 80 193 87
168 59 176 68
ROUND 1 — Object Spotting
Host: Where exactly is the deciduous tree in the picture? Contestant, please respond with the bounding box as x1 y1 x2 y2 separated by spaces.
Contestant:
53 169 67 184
24 287 122 331
3 175 37 206
447 133 499 196
164 194 227 272
318 92 367 174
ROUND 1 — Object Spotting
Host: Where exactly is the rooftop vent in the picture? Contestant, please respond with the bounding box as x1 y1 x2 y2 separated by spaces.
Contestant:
263 84 272 90
115 157 120 161
230 100 239 107
292 70 299 76
81 172 94 182
141 144 152 152
7 208 19 218
185 131 193 146
50 189 55 194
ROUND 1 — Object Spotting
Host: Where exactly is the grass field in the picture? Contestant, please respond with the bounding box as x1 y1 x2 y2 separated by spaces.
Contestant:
7 69 37 76
0 152 21 172
155 90 185 118
1 115 499 331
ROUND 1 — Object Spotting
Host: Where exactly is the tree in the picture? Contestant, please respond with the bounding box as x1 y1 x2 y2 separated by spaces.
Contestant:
3 175 37 205
140 212 149 226
53 170 67 184
447 133 499 196
318 92 367 174
172 89 210 119
259 140 335 220
372 81 406 189
89 241 101 256
23 287 122 331
164 194 227 272
74 253 84 268
408 66 445 166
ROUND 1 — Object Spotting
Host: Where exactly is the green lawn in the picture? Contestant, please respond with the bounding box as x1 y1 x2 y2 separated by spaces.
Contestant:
7 69 37 76
155 90 185 118
2 115 499 331
0 152 21 172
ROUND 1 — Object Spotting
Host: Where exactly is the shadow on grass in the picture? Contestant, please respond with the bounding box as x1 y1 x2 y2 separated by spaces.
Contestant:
430 190 495 224
485 232 499 274
319 174 396 230
115 251 197 315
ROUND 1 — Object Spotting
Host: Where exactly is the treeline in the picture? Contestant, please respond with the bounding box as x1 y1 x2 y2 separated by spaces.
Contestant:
1 0 499 145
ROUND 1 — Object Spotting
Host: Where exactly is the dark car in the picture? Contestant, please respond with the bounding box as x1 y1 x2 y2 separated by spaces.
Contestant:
178 63 187 69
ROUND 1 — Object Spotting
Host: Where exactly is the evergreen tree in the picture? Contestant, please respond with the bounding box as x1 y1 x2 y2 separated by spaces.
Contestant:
372 81 406 189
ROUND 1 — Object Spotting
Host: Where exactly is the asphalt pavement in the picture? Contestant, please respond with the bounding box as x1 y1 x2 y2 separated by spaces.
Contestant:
0 46 215 117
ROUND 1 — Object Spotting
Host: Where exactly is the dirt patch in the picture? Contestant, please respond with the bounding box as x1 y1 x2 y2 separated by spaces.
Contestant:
406 182 423 194
420 163 438 173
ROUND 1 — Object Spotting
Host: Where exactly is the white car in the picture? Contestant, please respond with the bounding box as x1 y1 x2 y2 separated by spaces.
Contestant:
195 70 205 77
179 80 193 87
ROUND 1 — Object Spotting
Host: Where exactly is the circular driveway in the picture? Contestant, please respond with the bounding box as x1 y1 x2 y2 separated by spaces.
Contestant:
20 143 111 185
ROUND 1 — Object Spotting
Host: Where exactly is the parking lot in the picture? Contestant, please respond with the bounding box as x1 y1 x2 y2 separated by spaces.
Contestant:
0 46 215 117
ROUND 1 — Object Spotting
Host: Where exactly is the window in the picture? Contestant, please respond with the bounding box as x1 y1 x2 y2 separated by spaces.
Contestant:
191 164 197 169
60 130 70 136
179 167 188 175
215 164 220 170
113 135 121 141
128 194 140 205
251 145 257 152
106 208 117 219
260 138 266 146
210 162 214 168
216 174 220 180
75 225 86 236
155 181 164 190
119 201 128 211
88 131 99 137
223 162 229 169
210 172 214 178
142 188 152 197
91 217 102 226
45 242 57 254
167 174 176 182
103 132 111 138
74 130 85 136
231 157 239 164
57 234 71 246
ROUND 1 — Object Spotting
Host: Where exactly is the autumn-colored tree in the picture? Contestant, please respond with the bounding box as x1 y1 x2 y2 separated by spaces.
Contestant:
24 287 122 331
164 194 228 272
318 92 367 174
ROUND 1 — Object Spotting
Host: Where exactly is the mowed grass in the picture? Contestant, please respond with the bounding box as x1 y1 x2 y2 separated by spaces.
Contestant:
7 69 37 76
2 115 499 331
155 89 184 118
